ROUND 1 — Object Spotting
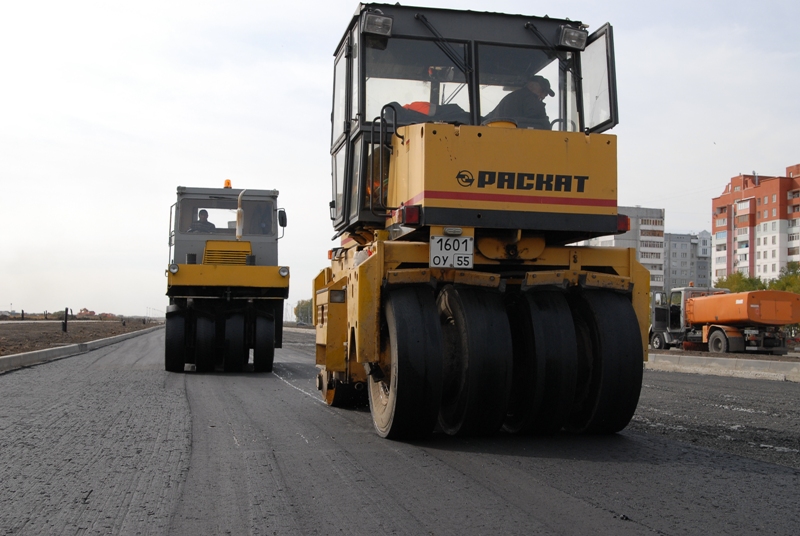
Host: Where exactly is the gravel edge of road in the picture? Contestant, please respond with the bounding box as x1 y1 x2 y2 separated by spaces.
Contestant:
647 351 800 382
0 325 165 373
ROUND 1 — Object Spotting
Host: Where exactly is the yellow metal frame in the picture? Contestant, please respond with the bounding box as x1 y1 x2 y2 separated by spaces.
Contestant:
314 238 651 375
314 121 649 386
168 264 289 289
388 124 618 218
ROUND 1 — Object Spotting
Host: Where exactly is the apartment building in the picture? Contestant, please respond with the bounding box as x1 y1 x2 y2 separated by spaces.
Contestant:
663 231 712 292
580 206 666 292
711 163 800 282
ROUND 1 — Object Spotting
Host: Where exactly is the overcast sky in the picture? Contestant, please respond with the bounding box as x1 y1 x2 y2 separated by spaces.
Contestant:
1 0 798 316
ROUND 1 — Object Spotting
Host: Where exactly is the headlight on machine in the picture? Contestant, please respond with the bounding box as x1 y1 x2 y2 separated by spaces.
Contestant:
558 25 588 50
168 264 179 274
278 266 290 277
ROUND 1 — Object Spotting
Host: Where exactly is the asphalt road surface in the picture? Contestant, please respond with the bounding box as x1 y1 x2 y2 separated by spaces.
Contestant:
1 329 799 535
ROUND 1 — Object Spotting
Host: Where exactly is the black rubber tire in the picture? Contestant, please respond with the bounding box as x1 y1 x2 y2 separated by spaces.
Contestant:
650 332 666 351
708 330 728 353
504 291 577 434
368 286 443 439
194 316 216 373
566 291 644 435
438 285 513 436
164 316 186 373
223 314 247 372
253 316 275 373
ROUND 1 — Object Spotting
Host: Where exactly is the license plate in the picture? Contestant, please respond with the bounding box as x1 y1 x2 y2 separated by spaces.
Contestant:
430 236 474 269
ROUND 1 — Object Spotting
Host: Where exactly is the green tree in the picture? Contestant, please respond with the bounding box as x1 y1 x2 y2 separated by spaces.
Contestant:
714 271 766 292
294 299 313 324
768 261 800 293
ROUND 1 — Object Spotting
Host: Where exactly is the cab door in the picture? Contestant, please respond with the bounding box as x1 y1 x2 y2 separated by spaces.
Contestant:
652 291 669 333
579 23 619 133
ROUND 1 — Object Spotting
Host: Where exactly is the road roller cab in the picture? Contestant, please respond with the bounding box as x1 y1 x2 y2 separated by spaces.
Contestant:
314 3 649 438
164 183 289 373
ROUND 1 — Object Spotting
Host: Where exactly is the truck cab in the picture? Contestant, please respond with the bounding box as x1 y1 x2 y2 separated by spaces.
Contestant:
650 286 729 350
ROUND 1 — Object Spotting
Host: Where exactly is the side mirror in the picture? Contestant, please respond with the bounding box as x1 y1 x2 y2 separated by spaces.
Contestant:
278 209 287 228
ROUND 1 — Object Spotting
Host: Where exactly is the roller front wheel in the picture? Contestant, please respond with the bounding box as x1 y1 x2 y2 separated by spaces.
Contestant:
566 291 643 434
368 286 443 439
165 316 186 373
437 285 513 436
254 316 275 372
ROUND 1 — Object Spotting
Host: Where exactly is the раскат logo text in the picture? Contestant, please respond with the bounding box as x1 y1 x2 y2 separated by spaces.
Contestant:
456 170 589 192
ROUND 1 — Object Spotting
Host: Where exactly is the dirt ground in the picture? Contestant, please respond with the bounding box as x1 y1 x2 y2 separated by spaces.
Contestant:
0 321 158 357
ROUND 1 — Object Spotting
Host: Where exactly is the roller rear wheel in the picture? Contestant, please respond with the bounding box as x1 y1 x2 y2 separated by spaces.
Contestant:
504 291 577 434
164 316 186 373
223 314 247 372
566 291 643 434
254 316 275 372
368 286 443 439
194 316 216 373
438 285 513 436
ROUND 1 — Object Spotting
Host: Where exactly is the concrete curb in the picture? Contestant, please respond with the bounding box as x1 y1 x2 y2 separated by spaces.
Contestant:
0 325 164 373
647 352 800 383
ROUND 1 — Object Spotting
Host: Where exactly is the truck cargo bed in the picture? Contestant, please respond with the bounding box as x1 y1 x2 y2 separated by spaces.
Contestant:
686 290 800 326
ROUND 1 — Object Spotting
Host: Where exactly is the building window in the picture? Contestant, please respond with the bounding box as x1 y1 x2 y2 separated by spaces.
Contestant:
773 208 777 217
773 194 777 203
716 244 727 251
773 264 777 272
757 265 761 273
773 222 778 231
773 235 777 245
716 269 727 277
757 252 761 259
681 252 688 258
763 210 768 218
772 250 776 258
640 230 664 237
789 247 799 256
716 218 727 226
640 241 664 248
762 223 768 232
764 196 768 204
789 233 799 241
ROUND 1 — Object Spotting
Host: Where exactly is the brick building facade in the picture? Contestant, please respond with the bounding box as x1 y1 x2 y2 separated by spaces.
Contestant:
711 163 800 281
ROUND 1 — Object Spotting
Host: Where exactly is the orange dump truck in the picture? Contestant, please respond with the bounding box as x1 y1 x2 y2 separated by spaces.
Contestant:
651 287 800 355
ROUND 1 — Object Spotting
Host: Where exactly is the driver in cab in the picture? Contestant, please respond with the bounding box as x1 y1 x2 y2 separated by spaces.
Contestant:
487 74 554 130
190 209 216 233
